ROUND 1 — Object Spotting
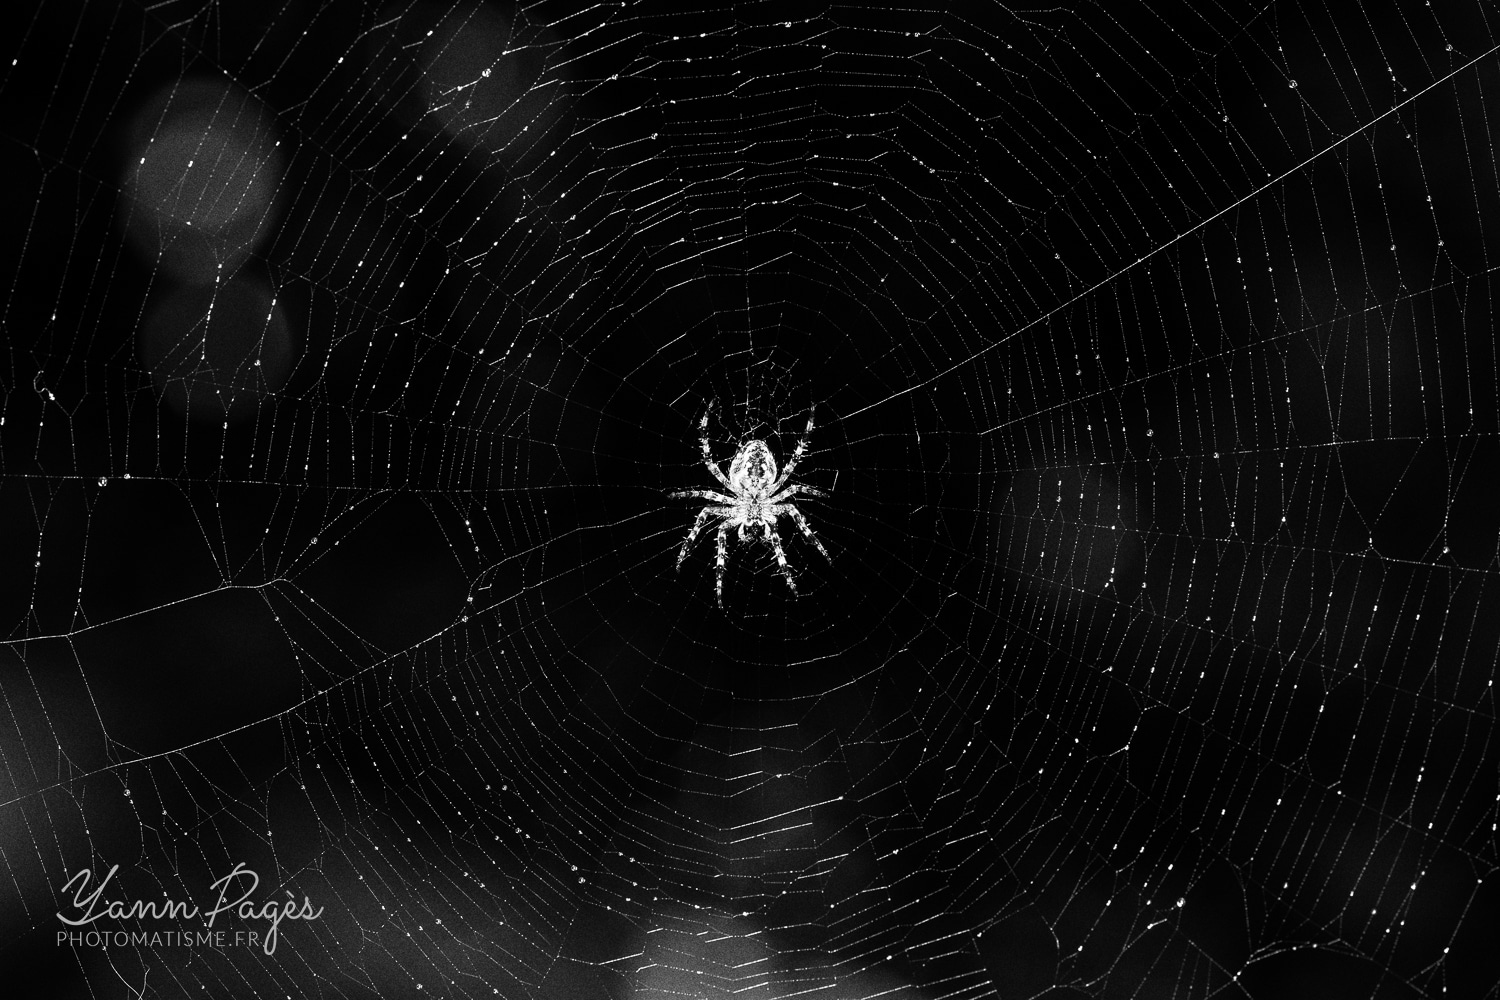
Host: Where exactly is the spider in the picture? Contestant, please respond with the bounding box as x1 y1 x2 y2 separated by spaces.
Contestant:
670 401 832 606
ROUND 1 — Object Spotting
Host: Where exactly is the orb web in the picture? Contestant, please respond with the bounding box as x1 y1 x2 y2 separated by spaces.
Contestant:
2 2 1498 998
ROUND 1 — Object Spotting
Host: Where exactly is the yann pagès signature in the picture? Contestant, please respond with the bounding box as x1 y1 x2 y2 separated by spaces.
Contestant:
57 862 324 955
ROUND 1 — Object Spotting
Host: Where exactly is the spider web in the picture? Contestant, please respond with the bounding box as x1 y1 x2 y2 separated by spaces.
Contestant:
2 1 1499 997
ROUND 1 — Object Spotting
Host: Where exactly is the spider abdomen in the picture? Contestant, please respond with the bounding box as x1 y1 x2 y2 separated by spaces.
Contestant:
727 439 778 492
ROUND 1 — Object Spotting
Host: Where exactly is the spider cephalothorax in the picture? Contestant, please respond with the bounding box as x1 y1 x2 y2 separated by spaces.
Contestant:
670 402 831 606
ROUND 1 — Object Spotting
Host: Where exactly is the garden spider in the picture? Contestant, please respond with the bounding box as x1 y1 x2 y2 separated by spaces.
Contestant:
670 401 831 606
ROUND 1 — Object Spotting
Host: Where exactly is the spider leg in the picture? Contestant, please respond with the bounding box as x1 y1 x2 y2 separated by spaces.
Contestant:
714 520 730 607
768 482 827 503
768 404 816 494
698 401 734 490
764 521 798 594
785 504 831 563
671 489 736 503
676 507 722 570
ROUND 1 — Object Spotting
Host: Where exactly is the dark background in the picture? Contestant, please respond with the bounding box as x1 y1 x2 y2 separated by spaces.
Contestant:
1 1 1498 997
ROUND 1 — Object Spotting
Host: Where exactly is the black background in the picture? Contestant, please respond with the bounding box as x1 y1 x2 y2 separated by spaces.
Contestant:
2 1 1499 997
